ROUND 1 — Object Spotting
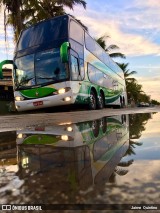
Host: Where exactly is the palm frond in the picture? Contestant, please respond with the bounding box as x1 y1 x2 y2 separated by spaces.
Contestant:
106 44 119 51
115 168 128 176
118 159 134 167
109 52 126 59
58 0 86 9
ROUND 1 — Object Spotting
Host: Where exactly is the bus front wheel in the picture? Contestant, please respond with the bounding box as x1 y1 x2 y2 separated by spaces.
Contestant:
89 91 97 110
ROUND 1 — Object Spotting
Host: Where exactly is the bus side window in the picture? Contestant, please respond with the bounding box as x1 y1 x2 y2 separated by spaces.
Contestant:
71 55 80 80
79 59 85 80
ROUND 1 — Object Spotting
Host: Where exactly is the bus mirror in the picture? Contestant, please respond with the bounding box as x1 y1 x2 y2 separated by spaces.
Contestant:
60 42 70 63
0 60 13 79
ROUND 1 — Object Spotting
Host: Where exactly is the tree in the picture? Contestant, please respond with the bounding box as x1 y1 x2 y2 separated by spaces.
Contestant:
151 99 160 105
117 63 137 82
96 35 126 59
0 0 23 41
127 81 144 103
117 62 141 103
0 0 87 41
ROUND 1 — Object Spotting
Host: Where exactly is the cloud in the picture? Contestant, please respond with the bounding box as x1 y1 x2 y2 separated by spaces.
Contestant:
0 2 160 58
132 65 160 69
135 0 160 8
121 160 160 184
65 6 160 57
136 76 160 100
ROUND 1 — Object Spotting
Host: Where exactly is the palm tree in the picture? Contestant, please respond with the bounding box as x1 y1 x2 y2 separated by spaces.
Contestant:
116 62 140 103
117 63 137 82
0 0 23 41
0 0 87 42
96 35 126 59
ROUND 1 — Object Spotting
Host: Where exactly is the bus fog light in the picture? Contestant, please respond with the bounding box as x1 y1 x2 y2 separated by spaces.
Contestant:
64 97 71 102
17 133 23 139
15 96 24 101
58 88 65 94
16 105 20 109
61 135 68 141
67 126 73 132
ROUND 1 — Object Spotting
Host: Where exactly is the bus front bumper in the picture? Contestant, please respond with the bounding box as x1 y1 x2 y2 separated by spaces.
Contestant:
15 92 73 111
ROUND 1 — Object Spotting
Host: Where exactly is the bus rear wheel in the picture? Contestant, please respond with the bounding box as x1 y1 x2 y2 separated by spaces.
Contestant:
120 97 125 108
97 93 105 109
89 90 97 110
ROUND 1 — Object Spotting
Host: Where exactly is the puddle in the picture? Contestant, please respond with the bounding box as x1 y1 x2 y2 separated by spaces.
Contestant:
0 113 160 211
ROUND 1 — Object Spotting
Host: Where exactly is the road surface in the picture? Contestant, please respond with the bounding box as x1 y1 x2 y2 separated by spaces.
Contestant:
0 107 159 132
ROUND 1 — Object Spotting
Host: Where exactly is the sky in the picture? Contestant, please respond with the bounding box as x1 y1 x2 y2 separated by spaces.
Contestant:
0 0 160 101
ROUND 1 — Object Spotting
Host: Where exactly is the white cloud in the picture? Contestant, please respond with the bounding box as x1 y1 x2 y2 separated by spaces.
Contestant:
134 0 160 8
132 65 160 69
137 76 160 100
121 160 160 184
66 6 160 57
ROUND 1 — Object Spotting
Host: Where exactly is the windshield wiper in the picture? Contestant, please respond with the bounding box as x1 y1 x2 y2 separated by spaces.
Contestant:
36 76 56 80
16 77 35 89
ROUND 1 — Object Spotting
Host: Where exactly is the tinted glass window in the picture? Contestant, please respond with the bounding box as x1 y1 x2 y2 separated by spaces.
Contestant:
35 49 67 84
88 64 103 86
88 64 96 84
71 55 80 80
70 20 84 44
85 33 96 53
103 74 113 89
17 17 68 51
96 69 103 85
85 32 124 80
15 54 35 87
79 59 85 80
85 33 107 64
116 66 124 79
14 48 68 88
70 39 84 59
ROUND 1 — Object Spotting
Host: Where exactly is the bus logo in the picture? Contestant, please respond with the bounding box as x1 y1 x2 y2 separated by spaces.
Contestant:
35 92 39 96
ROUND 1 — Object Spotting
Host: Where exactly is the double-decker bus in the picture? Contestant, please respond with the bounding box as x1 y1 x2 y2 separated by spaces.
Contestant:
13 15 127 111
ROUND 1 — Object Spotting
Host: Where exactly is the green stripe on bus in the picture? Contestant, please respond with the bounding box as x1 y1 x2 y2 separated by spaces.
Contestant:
20 87 57 98
23 135 59 145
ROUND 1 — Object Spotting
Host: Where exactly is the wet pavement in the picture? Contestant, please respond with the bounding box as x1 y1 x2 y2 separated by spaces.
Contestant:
0 106 160 132
0 111 160 212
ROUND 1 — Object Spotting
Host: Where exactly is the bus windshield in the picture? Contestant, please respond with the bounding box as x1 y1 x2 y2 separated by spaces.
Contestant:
17 16 68 51
14 48 68 89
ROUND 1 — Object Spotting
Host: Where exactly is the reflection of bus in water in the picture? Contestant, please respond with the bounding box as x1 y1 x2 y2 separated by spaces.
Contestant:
17 115 130 187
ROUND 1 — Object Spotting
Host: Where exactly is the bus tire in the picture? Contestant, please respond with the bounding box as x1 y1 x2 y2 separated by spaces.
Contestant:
97 92 105 109
120 96 123 108
123 97 125 107
92 119 99 137
101 117 107 133
89 90 97 110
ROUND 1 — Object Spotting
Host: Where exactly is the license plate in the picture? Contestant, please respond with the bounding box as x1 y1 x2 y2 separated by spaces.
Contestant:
33 101 43 106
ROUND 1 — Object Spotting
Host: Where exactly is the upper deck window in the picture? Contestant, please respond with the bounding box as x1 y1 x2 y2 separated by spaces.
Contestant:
17 16 68 51
70 20 84 44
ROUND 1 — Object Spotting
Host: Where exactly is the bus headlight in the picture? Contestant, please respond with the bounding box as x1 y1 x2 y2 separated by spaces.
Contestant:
58 88 66 94
64 97 71 102
58 87 71 94
66 126 73 132
15 96 24 101
61 135 69 141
